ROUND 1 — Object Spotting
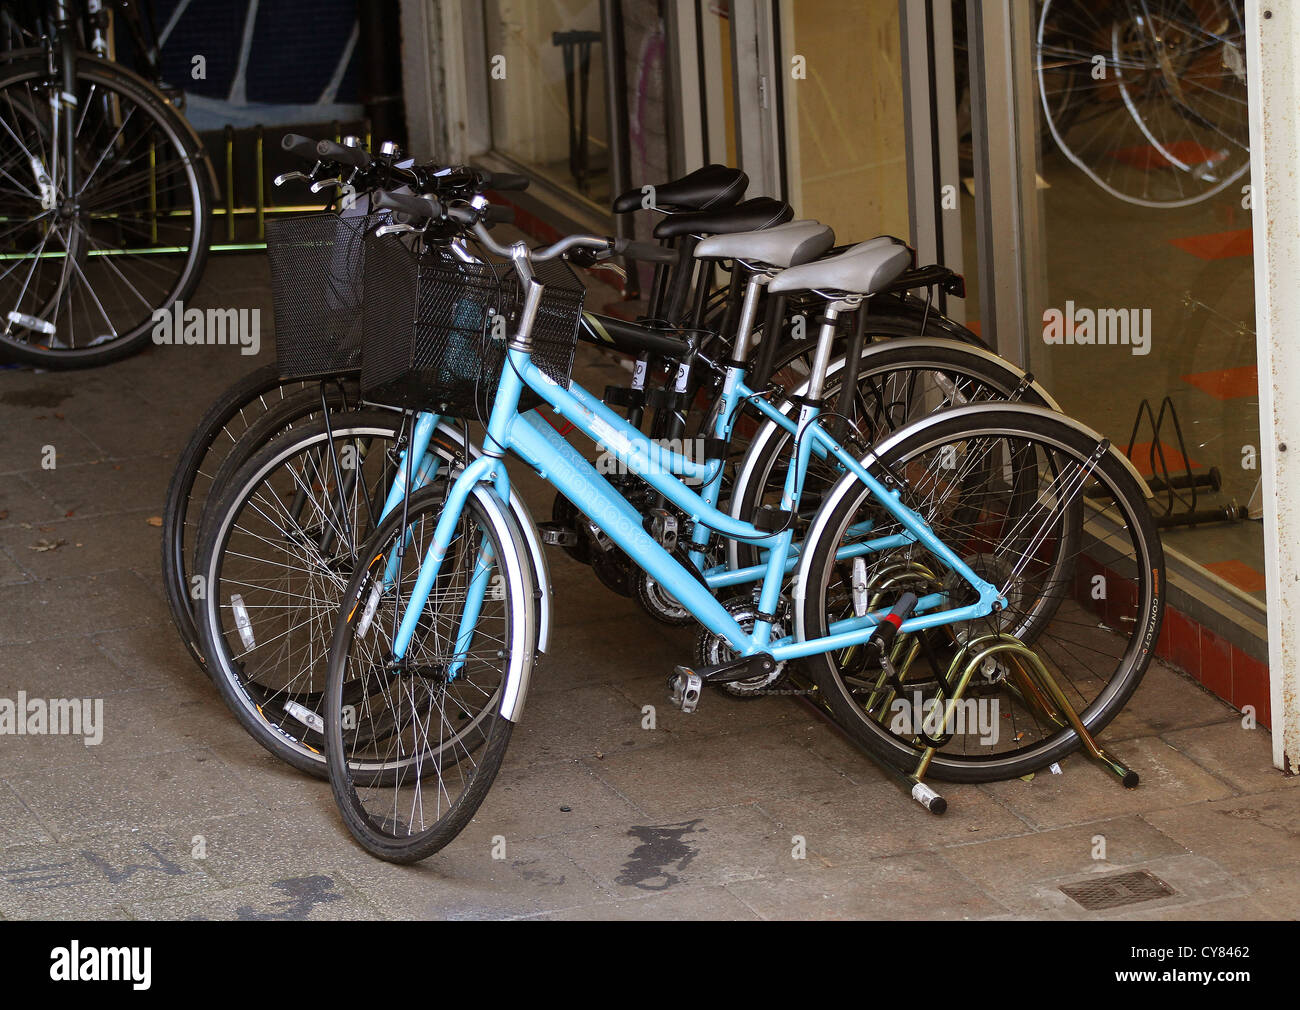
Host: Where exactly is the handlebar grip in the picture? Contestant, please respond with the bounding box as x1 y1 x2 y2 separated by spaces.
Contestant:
484 204 515 224
480 170 529 192
614 238 680 266
870 592 919 657
281 133 320 161
372 190 442 221
316 139 371 170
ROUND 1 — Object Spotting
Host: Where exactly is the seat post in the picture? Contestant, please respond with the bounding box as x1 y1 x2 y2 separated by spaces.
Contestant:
730 271 768 367
663 235 701 323
748 291 786 392
806 297 860 403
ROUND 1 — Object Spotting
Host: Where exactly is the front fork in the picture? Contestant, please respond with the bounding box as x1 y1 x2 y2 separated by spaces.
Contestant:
387 348 529 669
54 4 78 201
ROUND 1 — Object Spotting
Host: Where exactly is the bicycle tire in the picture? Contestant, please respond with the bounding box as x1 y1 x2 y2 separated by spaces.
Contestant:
797 404 1163 782
160 366 358 671
0 54 212 367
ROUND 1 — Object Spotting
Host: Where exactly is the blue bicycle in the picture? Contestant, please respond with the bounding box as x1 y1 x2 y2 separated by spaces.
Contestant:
321 196 1165 862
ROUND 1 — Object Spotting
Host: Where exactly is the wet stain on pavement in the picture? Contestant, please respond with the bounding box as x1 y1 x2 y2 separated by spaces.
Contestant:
616 819 703 891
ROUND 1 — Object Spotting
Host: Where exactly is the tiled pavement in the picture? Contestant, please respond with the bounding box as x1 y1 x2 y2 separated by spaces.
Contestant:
0 253 1294 921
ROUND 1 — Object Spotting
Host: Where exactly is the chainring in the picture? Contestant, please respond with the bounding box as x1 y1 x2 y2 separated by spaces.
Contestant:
695 596 789 698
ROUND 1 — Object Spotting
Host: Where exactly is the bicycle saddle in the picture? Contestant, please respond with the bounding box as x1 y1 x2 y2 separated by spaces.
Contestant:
612 164 748 213
768 238 912 296
652 197 793 240
694 219 836 269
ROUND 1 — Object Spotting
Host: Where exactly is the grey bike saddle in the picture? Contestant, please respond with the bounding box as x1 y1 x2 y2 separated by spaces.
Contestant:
769 238 912 296
694 219 836 269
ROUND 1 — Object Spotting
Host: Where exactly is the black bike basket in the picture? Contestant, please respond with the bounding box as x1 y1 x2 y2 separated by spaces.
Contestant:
359 236 586 417
266 210 383 380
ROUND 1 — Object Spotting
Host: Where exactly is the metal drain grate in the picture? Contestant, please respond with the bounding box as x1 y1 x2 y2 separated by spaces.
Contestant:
1059 869 1176 911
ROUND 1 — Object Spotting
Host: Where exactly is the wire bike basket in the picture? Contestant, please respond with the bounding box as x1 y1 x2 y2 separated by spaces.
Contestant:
265 210 383 380
359 235 586 418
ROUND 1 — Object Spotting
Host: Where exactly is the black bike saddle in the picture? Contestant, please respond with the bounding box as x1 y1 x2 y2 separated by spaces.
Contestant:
612 164 748 214
652 197 793 240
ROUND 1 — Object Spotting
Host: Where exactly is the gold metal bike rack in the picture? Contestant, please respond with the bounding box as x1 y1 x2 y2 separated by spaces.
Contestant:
868 631 1140 815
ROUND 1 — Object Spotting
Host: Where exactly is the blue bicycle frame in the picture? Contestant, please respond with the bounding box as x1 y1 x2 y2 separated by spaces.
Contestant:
379 336 1006 670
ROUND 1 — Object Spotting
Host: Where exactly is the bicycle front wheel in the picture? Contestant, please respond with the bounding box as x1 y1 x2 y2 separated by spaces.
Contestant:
161 366 361 672
0 55 212 367
325 483 537 863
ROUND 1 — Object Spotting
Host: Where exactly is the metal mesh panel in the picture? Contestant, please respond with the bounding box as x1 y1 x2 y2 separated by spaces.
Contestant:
266 211 382 380
360 237 585 418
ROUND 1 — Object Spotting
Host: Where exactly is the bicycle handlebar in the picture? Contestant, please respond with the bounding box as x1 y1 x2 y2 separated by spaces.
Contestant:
614 237 679 266
372 190 442 219
475 169 530 192
316 138 372 170
281 133 321 161
371 188 673 270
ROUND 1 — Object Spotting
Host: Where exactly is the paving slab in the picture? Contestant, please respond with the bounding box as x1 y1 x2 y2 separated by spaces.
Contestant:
30 455 177 519
458 757 646 845
1141 787 1300 875
129 872 381 921
339 840 609 920
1162 720 1297 795
0 828 220 918
549 803 800 894
937 814 1194 916
5 750 262 841
0 508 163 581
582 722 854 821
0 474 64 529
1103 662 1239 741
536 883 761 920
978 737 1236 828
724 851 1009 920
756 777 1031 864
0 783 54 849
0 571 160 645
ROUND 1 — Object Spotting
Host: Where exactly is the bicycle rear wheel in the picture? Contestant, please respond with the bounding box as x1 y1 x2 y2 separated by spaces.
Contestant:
798 404 1163 782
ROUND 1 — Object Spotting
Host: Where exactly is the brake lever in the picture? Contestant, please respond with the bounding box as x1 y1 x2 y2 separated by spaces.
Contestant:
588 261 627 282
310 178 346 194
273 170 311 187
375 222 419 238
450 239 485 264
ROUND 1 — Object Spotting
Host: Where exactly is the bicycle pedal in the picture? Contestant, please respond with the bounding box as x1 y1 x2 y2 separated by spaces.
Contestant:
669 667 703 714
536 521 579 548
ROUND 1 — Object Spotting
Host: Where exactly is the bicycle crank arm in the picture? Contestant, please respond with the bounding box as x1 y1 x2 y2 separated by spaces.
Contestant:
669 653 777 713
